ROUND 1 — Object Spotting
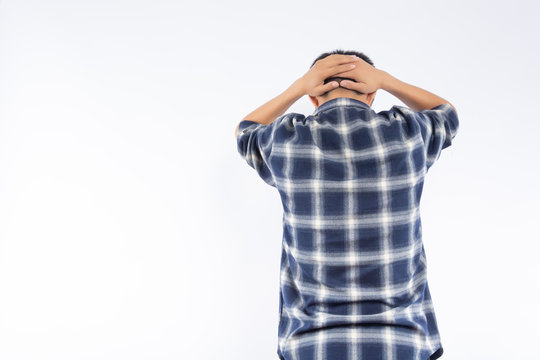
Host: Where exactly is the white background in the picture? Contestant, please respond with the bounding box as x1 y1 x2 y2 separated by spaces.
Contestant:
1 1 539 359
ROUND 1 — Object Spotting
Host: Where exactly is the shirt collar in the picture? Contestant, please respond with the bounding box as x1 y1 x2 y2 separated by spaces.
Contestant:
312 97 371 116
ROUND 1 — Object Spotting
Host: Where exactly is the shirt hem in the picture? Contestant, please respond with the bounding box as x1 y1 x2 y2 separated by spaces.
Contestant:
429 345 444 359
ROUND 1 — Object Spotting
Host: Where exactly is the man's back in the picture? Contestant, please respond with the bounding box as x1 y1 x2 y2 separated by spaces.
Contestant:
236 97 459 360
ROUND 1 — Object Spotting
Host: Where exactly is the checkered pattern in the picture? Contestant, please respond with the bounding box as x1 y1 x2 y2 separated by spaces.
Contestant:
236 97 459 360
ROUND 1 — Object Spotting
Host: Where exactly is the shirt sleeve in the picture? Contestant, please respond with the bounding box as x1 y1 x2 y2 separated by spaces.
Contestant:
393 103 460 170
236 119 278 187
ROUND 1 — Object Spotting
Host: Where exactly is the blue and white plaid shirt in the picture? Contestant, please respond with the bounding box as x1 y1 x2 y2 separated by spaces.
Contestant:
236 97 459 360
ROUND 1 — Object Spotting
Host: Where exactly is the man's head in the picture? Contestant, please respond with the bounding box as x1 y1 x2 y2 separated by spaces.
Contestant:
309 49 376 108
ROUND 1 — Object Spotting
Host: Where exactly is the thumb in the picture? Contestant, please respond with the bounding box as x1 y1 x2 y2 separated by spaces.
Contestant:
312 81 339 96
340 80 369 94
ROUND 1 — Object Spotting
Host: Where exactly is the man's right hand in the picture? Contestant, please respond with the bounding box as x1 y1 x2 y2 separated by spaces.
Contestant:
334 58 389 94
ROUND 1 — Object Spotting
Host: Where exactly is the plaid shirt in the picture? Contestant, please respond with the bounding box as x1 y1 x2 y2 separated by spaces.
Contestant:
236 97 459 360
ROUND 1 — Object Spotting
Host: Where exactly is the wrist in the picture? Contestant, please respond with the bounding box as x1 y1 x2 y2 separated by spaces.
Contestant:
378 70 395 92
290 78 307 98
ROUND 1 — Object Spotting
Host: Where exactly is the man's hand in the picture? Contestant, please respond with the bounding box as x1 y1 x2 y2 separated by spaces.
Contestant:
334 58 388 94
296 54 362 97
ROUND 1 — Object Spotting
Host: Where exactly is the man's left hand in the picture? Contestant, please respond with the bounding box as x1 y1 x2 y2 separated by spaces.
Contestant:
295 54 361 97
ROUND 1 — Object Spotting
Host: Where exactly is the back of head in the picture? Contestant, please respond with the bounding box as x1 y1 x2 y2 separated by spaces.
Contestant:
311 49 375 98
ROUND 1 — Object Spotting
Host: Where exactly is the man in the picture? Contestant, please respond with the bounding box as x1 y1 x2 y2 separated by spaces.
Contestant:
235 49 459 360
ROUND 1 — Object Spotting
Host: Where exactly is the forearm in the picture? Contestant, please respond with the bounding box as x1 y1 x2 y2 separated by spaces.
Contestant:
235 80 305 137
379 71 456 112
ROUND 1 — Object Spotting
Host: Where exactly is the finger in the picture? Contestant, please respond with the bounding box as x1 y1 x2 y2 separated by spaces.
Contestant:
340 79 369 93
325 54 360 66
323 63 358 79
312 81 339 96
333 54 360 63
330 69 358 80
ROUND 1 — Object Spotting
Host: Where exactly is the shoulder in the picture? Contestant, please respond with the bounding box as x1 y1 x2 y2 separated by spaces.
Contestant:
387 103 457 119
279 112 307 125
271 112 308 133
377 105 436 125
241 112 307 129
381 105 416 120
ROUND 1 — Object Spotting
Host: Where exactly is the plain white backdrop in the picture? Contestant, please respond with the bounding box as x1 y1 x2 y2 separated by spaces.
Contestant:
1 1 539 359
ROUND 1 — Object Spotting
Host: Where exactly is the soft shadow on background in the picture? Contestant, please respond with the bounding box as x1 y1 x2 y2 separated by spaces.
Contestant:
0 1 538 359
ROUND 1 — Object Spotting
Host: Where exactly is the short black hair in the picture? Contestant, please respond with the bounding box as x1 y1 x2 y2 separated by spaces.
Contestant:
310 49 375 96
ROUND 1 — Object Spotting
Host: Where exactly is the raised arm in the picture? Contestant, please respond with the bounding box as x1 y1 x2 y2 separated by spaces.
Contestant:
234 54 363 139
379 72 457 113
337 59 457 113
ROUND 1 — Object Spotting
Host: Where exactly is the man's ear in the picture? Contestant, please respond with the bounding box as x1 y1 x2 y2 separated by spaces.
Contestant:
309 95 319 108
367 90 376 106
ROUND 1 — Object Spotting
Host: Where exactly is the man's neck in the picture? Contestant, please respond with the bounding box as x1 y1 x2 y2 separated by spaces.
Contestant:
318 95 370 107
